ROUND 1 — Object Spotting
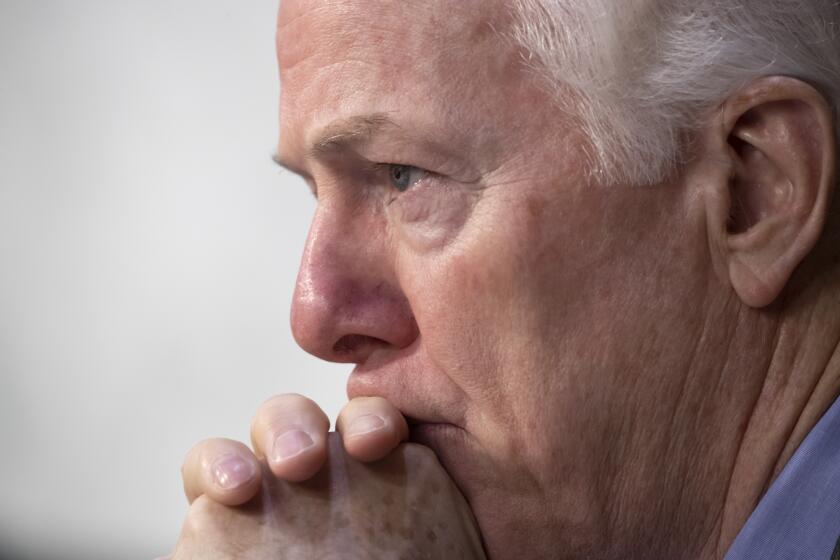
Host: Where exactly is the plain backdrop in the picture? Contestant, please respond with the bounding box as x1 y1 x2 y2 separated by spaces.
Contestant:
0 1 349 558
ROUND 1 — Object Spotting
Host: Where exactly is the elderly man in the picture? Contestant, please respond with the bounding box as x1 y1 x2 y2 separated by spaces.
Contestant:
167 0 840 558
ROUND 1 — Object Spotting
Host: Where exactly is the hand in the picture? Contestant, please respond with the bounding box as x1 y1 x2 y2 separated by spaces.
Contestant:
180 394 411 506
171 433 486 559
168 394 487 559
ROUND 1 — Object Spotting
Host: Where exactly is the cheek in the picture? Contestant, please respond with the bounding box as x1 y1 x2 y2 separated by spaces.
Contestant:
396 193 558 392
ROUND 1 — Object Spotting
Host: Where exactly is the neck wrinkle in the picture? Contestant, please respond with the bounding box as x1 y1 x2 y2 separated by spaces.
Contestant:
768 327 840 484
714 268 840 559
706 297 785 560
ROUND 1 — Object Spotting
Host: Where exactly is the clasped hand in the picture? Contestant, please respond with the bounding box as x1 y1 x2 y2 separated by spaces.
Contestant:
166 394 486 559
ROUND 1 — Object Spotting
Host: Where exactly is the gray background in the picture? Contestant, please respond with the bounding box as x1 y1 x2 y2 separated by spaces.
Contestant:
0 1 348 558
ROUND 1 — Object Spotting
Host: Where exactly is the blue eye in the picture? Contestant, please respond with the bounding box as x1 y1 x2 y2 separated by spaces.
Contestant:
389 164 427 192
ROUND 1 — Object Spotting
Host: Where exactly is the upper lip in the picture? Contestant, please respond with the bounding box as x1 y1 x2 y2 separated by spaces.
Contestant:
347 370 455 426
346 340 463 427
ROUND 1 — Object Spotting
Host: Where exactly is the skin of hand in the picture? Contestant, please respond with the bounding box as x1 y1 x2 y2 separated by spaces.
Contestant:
180 394 411 506
172 431 487 560
173 0 840 558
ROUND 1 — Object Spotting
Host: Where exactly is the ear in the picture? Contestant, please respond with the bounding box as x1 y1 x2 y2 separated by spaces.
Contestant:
703 76 836 308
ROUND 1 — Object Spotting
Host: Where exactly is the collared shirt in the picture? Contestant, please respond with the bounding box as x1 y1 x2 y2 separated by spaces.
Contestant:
725 396 840 560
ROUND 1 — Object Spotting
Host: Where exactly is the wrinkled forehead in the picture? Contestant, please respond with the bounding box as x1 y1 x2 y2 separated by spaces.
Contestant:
275 0 519 158
276 0 511 73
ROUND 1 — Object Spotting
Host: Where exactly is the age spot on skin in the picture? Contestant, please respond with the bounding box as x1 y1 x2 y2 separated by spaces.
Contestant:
527 196 546 220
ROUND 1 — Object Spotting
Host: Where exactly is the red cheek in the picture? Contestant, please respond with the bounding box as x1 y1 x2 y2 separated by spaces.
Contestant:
449 252 494 295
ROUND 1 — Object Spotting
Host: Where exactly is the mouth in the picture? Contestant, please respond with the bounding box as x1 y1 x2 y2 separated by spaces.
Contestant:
405 417 472 474
347 343 477 480
409 423 466 461
346 342 468 428
405 416 463 445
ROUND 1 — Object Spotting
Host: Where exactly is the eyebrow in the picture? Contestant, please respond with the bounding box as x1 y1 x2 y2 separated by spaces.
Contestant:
272 113 397 174
308 113 396 158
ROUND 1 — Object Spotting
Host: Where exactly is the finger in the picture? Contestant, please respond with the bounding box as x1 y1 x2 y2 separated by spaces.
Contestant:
181 438 262 506
336 397 409 462
250 393 331 482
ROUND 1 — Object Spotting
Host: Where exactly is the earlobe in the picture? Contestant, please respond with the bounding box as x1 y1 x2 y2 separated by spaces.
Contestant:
708 77 836 308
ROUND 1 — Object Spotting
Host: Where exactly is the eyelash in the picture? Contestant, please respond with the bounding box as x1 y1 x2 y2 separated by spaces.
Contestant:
372 163 431 192
300 162 438 202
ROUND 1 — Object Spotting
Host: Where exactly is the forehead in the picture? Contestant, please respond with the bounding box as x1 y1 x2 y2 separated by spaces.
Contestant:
275 0 521 160
276 0 506 64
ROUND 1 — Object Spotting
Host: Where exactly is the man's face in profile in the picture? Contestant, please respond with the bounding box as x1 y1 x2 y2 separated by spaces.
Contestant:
275 0 732 554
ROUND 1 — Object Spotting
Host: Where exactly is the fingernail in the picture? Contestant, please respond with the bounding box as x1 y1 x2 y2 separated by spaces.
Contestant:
273 429 315 461
211 454 255 490
346 414 386 437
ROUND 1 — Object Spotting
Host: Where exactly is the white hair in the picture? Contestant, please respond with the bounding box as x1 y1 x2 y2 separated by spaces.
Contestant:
513 0 840 186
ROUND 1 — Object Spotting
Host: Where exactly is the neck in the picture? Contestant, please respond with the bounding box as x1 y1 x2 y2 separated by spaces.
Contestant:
708 235 840 558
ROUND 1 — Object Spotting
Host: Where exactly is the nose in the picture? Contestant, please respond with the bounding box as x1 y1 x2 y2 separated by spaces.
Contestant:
290 205 419 364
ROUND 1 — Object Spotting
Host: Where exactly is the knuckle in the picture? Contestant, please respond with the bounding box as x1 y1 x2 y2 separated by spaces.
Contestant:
262 392 310 410
255 394 315 424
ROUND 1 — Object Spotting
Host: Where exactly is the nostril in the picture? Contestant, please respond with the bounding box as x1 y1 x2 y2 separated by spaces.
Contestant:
332 334 387 358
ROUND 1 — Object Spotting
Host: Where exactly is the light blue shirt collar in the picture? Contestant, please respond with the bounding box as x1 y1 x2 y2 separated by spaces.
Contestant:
725 396 840 560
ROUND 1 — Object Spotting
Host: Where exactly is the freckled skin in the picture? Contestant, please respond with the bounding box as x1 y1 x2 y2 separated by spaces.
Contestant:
172 434 486 559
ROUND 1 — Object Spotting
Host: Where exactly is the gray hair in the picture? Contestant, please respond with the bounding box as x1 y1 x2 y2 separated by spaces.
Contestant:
513 0 840 186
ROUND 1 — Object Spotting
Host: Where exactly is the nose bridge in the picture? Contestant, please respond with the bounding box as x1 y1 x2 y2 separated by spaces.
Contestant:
293 208 341 315
291 205 418 363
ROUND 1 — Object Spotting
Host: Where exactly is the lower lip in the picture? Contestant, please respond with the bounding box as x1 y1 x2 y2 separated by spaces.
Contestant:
410 422 459 443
